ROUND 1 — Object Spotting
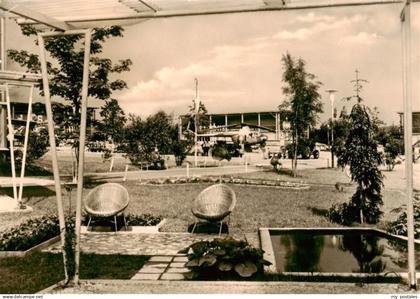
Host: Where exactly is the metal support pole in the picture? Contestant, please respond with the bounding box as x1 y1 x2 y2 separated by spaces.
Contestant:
326 89 337 168
401 2 416 289
17 85 34 205
37 33 68 282
0 17 6 151
74 29 92 285
5 84 17 201
257 113 261 133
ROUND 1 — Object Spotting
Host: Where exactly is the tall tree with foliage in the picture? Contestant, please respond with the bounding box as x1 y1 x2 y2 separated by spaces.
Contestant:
124 111 174 165
99 98 126 144
279 53 323 176
8 25 132 162
330 72 384 225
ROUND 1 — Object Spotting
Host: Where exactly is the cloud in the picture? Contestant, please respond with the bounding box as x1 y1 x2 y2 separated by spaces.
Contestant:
343 32 380 45
117 10 396 121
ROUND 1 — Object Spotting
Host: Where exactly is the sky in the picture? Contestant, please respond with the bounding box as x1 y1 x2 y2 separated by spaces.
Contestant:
5 2 420 126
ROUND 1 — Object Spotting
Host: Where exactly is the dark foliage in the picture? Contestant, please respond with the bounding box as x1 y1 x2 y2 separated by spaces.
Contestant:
331 102 384 225
185 237 271 280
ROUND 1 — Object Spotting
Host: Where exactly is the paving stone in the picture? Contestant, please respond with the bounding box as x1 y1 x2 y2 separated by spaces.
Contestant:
131 273 160 280
149 256 173 262
138 267 166 274
173 256 188 262
143 262 169 268
160 273 186 280
167 267 190 273
169 262 186 268
44 233 215 256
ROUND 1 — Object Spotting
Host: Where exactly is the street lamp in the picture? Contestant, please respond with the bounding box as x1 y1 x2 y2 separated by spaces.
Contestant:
194 78 200 167
326 89 338 168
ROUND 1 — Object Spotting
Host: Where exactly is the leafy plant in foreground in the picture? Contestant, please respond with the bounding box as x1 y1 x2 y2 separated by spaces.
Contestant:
185 237 271 280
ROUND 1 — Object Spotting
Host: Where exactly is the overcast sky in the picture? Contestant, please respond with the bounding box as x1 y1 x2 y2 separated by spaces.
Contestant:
6 2 420 126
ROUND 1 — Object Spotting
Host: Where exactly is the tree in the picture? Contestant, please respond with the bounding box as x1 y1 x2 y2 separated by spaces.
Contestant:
279 53 323 176
8 25 132 167
124 111 174 166
333 102 384 224
99 98 126 144
187 100 209 132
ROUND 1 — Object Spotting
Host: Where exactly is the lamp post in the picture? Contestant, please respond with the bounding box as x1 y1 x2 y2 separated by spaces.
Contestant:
194 78 200 167
326 89 337 168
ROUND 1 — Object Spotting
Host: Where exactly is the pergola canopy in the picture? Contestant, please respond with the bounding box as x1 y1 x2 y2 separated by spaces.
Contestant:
0 0 417 30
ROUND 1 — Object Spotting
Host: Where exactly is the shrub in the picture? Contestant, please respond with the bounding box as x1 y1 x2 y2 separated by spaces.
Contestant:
0 214 74 251
125 214 163 226
386 202 420 239
333 103 384 225
185 237 271 280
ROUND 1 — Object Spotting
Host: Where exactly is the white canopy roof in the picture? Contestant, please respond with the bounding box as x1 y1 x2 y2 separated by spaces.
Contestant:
0 0 415 30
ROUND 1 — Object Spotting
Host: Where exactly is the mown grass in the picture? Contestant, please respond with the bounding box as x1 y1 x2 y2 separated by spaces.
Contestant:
0 252 149 294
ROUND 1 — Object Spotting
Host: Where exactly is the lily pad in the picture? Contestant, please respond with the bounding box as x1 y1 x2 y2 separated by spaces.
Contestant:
199 254 217 267
234 261 258 277
218 261 233 271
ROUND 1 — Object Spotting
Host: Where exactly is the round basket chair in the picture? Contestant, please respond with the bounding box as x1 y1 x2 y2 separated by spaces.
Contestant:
191 184 236 236
84 183 130 232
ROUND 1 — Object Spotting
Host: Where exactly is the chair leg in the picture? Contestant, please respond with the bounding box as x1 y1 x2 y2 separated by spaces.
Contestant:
87 216 92 231
218 221 223 237
191 220 198 234
123 214 128 230
114 215 118 233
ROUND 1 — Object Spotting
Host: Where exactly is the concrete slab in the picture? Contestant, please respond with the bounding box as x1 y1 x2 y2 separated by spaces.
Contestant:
131 273 160 280
160 273 186 281
0 195 33 214
43 279 415 294
166 268 190 273
138 267 166 274
149 256 173 262
170 262 187 268
173 256 188 262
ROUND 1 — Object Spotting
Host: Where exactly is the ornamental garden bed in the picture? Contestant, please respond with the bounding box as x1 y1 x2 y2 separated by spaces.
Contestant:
137 176 310 190
0 213 163 256
82 214 166 233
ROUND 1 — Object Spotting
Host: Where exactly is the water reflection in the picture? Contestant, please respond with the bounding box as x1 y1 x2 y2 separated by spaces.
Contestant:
340 233 386 273
275 232 390 273
280 234 324 272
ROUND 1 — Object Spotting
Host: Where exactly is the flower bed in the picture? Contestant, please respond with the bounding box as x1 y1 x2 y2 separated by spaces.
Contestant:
82 214 166 233
137 176 310 190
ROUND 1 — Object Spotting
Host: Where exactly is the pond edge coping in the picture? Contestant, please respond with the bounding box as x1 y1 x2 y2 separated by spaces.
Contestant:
259 227 420 281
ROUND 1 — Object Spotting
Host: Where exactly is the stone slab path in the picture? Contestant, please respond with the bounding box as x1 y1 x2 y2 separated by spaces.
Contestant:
131 255 190 281
45 231 260 256
44 232 218 256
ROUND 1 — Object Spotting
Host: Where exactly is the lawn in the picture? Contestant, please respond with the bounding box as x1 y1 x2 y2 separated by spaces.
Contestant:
1 160 408 237
0 252 149 294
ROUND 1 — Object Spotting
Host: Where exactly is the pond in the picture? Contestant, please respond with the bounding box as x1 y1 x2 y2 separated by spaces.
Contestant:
263 228 420 275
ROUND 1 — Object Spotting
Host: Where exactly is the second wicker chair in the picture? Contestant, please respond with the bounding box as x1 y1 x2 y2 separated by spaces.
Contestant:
191 184 236 236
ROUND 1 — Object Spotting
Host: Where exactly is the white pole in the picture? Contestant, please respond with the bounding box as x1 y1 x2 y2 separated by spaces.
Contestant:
18 85 34 206
38 33 68 282
326 89 337 168
194 78 200 167
74 29 92 285
401 2 416 289
0 17 6 151
123 164 128 182
5 84 17 201
187 163 190 178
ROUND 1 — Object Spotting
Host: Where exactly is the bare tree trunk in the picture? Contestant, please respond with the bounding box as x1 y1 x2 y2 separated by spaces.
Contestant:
293 128 298 177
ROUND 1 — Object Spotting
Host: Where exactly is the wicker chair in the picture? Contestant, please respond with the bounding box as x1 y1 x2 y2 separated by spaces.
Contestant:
84 183 130 232
191 184 236 236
